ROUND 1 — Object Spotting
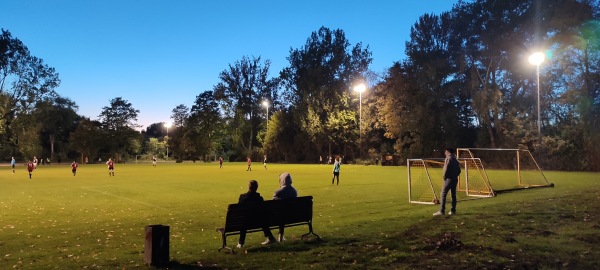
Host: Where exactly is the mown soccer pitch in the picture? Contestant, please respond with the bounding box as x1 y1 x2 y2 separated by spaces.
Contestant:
0 162 598 269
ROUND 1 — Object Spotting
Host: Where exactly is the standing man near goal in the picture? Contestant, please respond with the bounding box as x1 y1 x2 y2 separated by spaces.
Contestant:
434 148 461 216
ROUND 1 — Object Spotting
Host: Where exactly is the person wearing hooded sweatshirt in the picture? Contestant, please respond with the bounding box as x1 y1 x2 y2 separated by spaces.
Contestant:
266 172 298 243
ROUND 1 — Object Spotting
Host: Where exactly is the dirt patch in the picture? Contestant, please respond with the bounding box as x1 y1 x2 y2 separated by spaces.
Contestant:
423 232 464 251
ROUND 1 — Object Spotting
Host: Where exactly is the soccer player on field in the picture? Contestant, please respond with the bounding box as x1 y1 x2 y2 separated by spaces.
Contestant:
263 155 267 170
11 157 16 174
331 157 341 185
219 156 223 169
106 158 115 176
152 155 157 167
71 161 78 176
246 157 252 171
27 159 34 179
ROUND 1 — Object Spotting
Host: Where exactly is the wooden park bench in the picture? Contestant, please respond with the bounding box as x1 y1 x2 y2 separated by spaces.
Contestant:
216 196 320 253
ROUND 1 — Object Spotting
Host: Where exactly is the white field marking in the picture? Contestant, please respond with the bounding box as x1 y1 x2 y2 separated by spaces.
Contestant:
80 187 169 211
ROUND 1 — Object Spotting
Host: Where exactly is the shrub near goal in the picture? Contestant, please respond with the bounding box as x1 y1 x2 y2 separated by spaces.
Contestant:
407 158 494 204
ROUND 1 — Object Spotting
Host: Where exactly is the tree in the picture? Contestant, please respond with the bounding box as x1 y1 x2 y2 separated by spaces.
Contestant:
171 104 189 128
166 104 188 161
263 110 302 162
143 122 168 139
280 26 372 160
186 91 222 161
36 96 80 161
214 56 277 159
0 29 60 156
69 118 104 163
542 9 600 170
380 0 598 170
399 11 469 156
10 112 42 159
98 97 141 131
98 97 141 161
145 137 166 157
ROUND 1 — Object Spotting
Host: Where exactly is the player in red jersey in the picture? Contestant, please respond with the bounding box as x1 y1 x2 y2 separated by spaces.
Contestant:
27 159 34 179
71 161 78 176
106 158 115 176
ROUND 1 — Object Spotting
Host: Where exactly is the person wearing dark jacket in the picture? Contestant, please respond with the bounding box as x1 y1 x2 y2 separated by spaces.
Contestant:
434 148 461 216
237 180 276 248
266 172 298 243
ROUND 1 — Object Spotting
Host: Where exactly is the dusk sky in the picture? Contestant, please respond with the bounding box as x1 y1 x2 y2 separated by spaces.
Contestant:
2 1 458 129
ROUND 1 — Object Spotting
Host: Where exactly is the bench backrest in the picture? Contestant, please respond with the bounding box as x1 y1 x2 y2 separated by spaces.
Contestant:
223 196 313 233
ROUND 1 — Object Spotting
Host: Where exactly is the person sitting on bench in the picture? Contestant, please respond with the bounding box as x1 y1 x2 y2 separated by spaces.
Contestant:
268 172 298 243
237 180 277 248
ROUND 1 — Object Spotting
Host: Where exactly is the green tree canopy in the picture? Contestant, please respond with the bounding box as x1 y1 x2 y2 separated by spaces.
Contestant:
280 26 372 160
214 56 277 159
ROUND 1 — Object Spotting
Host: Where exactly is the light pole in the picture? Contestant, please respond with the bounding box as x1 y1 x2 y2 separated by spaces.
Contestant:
262 100 269 139
354 84 366 158
528 52 544 149
164 122 172 160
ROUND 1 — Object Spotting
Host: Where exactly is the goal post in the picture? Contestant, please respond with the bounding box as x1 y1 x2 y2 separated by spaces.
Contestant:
458 158 495 197
407 158 494 204
456 148 551 192
407 159 440 204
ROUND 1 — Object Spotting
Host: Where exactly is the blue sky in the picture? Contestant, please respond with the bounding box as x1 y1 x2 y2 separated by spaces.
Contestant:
2 1 458 129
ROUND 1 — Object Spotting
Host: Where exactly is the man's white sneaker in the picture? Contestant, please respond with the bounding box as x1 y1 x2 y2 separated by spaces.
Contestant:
261 237 276 245
448 211 456 215
236 243 244 248
278 234 286 242
433 211 444 216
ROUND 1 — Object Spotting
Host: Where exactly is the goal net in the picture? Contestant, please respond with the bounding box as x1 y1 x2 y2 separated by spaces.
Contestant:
456 148 551 192
407 158 494 204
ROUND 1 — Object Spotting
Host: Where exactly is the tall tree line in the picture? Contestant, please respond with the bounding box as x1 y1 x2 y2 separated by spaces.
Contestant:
1 0 598 170
374 0 599 170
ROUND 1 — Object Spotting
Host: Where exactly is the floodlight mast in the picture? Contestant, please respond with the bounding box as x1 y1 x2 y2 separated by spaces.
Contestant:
528 52 545 154
353 84 366 159
262 100 269 139
164 122 172 160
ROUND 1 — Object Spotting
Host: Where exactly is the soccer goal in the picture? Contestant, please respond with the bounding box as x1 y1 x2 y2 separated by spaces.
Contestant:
407 158 495 204
456 148 551 192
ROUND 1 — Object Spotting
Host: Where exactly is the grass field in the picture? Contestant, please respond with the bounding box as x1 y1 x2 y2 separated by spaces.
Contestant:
0 162 599 269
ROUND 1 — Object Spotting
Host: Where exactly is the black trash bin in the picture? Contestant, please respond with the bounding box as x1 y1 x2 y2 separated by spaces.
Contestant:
144 225 169 266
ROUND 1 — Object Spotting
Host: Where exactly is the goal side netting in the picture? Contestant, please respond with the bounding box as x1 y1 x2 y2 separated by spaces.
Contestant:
456 148 551 191
407 158 494 204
